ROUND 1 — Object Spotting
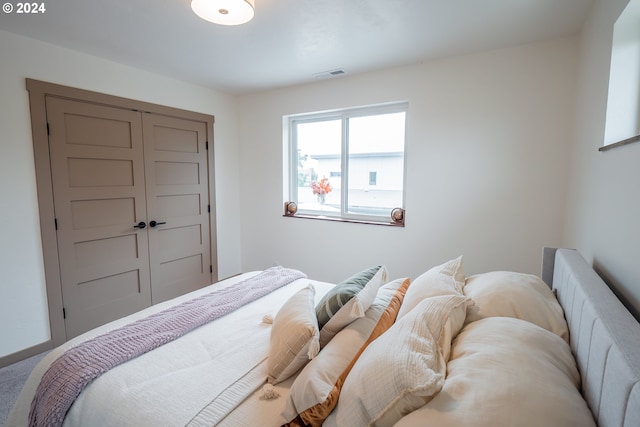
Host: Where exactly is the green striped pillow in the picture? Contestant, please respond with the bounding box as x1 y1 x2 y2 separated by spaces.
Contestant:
316 265 388 347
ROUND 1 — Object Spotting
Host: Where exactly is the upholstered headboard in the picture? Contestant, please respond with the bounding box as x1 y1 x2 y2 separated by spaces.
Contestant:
542 248 640 427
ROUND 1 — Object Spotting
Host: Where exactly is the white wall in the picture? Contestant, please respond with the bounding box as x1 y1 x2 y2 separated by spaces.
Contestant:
0 30 242 358
566 0 640 317
237 38 578 284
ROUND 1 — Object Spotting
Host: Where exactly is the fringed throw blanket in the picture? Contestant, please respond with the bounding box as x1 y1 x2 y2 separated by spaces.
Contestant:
28 266 306 427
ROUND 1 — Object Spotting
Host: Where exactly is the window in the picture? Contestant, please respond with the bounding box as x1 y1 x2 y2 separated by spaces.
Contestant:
602 0 640 150
369 171 377 186
285 102 407 225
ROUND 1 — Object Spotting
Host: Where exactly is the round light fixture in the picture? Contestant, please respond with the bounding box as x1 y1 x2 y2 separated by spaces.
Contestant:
191 0 255 26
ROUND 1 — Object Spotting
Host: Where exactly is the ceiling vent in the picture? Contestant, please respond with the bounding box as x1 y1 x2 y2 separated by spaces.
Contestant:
313 69 346 80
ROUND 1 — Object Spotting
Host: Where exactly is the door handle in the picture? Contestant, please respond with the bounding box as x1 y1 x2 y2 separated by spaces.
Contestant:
133 221 147 229
149 220 166 228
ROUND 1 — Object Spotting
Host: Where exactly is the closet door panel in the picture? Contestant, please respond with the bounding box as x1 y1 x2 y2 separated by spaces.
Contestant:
143 114 212 304
46 97 152 339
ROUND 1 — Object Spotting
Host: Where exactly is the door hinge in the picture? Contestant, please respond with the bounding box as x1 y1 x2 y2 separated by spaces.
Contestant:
210 265 213 274
46 122 50 136
206 141 209 150
63 307 66 319
207 204 210 213
54 218 58 230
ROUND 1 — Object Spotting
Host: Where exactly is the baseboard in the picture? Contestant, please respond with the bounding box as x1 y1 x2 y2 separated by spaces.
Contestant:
0 341 52 369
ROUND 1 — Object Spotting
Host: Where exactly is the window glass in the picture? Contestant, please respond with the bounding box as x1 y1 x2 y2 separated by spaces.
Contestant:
296 119 341 213
347 112 405 216
369 172 377 186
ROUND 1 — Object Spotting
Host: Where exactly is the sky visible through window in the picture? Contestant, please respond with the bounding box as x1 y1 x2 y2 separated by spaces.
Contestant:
297 112 405 156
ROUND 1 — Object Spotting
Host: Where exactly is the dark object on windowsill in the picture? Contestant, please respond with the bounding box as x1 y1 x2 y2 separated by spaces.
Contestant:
391 208 405 225
284 201 298 216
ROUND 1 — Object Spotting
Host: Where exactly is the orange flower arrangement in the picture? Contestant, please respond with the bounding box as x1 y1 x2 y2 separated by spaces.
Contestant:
311 177 332 195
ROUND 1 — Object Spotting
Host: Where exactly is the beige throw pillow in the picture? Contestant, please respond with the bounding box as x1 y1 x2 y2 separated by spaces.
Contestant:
266 284 320 384
330 294 472 427
463 271 569 342
397 256 464 319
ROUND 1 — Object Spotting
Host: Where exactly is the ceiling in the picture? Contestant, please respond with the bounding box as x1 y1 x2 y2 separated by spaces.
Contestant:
0 0 595 94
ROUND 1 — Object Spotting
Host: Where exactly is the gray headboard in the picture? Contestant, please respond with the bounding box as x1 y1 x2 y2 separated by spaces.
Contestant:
542 248 640 427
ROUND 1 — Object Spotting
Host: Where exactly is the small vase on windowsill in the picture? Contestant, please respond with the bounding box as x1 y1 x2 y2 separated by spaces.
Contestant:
316 193 326 204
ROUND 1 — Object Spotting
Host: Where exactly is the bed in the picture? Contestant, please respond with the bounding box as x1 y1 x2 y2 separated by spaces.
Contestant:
6 248 640 426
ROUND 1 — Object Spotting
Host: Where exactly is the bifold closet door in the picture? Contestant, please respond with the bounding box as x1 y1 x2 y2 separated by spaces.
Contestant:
47 97 152 339
142 114 212 304
46 97 213 339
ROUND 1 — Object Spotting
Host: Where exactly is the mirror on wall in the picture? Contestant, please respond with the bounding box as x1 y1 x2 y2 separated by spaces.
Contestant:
603 0 640 148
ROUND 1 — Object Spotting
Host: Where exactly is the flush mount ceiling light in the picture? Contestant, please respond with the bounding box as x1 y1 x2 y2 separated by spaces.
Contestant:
191 0 255 26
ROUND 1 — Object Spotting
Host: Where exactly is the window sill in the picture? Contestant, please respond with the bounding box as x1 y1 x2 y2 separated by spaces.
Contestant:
599 134 640 152
282 213 404 227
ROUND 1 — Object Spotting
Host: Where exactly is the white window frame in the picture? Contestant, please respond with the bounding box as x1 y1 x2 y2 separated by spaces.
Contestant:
284 102 407 225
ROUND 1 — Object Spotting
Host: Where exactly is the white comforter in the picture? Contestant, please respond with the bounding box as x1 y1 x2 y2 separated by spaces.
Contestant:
7 273 335 427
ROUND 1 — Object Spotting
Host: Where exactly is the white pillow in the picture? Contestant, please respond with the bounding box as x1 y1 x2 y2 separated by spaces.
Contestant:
316 265 388 347
282 278 411 426
397 256 464 319
395 317 596 427
266 284 320 384
463 271 569 342
330 294 472 427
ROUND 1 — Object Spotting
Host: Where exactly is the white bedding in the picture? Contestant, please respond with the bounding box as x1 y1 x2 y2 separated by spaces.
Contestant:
6 272 335 427
218 373 296 426
8 256 602 427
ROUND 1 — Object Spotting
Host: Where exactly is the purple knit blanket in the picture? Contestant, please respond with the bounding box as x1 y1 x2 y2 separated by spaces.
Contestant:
28 266 306 427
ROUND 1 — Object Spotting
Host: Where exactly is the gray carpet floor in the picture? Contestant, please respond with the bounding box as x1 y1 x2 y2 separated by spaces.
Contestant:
0 352 48 426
